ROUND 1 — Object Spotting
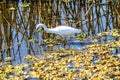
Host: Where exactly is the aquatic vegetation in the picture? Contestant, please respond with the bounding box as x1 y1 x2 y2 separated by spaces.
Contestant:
44 38 57 44
1 29 120 79
0 40 120 79
88 29 120 43
21 3 30 8
63 0 71 3
29 38 36 43
5 57 11 62
9 7 15 11
98 29 120 37
17 42 22 45
77 33 87 41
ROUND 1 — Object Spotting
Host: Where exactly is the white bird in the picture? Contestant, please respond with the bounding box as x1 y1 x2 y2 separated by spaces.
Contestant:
36 23 82 39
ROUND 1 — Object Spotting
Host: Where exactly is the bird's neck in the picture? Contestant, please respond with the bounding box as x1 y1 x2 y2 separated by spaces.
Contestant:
40 24 53 33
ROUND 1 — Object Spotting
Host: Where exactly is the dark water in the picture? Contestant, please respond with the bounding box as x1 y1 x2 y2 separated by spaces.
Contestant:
0 0 120 64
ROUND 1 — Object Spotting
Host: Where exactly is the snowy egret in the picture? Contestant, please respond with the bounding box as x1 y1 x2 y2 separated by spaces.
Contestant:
36 23 82 39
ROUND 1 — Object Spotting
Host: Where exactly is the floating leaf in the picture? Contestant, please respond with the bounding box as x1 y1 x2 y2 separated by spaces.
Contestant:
29 38 36 43
116 54 120 58
63 0 71 3
59 48 66 52
77 34 83 38
98 29 120 37
5 57 11 62
21 3 30 8
9 7 15 11
17 42 22 45
77 33 86 41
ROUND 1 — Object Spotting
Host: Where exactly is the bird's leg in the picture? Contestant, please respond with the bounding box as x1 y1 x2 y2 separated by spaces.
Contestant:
63 39 67 48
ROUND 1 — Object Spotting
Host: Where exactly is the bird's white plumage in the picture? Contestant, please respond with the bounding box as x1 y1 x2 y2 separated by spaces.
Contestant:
36 23 82 39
